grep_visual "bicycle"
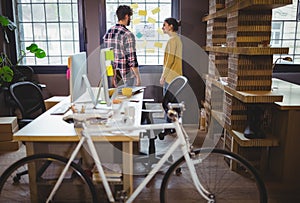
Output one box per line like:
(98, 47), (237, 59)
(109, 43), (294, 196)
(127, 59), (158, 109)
(0, 102), (267, 202)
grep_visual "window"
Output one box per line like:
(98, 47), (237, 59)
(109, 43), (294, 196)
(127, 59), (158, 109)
(13, 0), (80, 65)
(105, 0), (174, 65)
(271, 0), (300, 63)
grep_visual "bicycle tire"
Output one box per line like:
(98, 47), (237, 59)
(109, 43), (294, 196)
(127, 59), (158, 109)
(0, 153), (98, 202)
(160, 148), (268, 203)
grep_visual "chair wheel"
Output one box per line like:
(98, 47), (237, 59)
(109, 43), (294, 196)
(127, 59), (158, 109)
(175, 168), (182, 176)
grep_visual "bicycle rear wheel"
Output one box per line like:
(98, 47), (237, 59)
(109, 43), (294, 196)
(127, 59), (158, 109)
(0, 153), (97, 202)
(160, 148), (267, 203)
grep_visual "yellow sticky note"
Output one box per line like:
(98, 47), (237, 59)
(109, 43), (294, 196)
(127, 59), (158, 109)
(138, 10), (147, 16)
(154, 42), (163, 48)
(133, 18), (141, 25)
(157, 28), (164, 35)
(146, 49), (155, 53)
(131, 3), (138, 9)
(147, 17), (156, 24)
(105, 50), (114, 61)
(106, 65), (114, 76)
(152, 7), (160, 15)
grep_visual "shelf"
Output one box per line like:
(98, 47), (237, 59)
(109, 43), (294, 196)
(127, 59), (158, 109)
(211, 110), (279, 147)
(203, 46), (289, 55)
(202, 0), (292, 21)
(210, 77), (283, 103)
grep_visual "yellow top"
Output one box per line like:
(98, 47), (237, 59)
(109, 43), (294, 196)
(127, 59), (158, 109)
(162, 33), (182, 84)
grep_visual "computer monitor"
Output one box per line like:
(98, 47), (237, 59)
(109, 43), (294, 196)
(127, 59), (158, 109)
(69, 52), (87, 103)
(68, 49), (113, 108)
(97, 47), (112, 107)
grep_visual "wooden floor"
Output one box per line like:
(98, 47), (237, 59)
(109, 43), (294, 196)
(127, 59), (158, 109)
(0, 130), (299, 202)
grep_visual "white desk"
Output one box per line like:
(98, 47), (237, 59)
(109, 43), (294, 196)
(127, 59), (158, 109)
(14, 91), (144, 194)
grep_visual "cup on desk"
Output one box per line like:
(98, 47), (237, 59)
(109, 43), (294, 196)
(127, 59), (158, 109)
(122, 87), (132, 98)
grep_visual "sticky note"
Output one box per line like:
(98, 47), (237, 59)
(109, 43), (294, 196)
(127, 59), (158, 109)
(133, 18), (141, 25)
(67, 57), (71, 69)
(136, 32), (143, 39)
(154, 42), (163, 48)
(146, 49), (155, 53)
(138, 10), (147, 16)
(105, 50), (114, 61)
(106, 65), (114, 76)
(152, 7), (160, 14)
(147, 17), (156, 24)
(131, 3), (138, 9)
(157, 28), (164, 35)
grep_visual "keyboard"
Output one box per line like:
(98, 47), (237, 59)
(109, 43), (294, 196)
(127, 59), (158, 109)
(51, 103), (71, 115)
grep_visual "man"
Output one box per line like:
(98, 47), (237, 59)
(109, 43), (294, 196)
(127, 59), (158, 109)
(103, 5), (141, 87)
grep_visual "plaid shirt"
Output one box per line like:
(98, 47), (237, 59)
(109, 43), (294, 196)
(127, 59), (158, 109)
(103, 24), (138, 83)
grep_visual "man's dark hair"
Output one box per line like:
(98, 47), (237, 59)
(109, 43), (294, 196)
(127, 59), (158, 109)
(116, 5), (133, 21)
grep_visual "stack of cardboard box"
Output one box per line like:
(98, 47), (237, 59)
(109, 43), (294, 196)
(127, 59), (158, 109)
(0, 117), (21, 151)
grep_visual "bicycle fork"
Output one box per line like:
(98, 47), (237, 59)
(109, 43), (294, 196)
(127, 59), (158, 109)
(180, 126), (215, 203)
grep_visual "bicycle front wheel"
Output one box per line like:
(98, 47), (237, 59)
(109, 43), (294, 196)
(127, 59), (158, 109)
(0, 153), (97, 202)
(160, 148), (267, 203)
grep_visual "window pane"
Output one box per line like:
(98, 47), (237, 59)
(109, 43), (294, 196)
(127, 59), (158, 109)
(48, 42), (62, 56)
(33, 23), (47, 40)
(46, 4), (58, 21)
(282, 22), (296, 39)
(295, 40), (300, 55)
(32, 4), (45, 22)
(60, 23), (74, 40)
(49, 57), (62, 65)
(47, 23), (60, 40)
(20, 23), (33, 40)
(61, 41), (75, 55)
(18, 4), (32, 22)
(59, 4), (72, 21)
(281, 40), (295, 54)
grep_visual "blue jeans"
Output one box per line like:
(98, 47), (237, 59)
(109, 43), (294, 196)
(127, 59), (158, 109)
(163, 82), (169, 96)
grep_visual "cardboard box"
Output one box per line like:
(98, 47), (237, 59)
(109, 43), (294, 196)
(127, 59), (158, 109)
(0, 125), (19, 141)
(0, 140), (21, 151)
(0, 117), (18, 133)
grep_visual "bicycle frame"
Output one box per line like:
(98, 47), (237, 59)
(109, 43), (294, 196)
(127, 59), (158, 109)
(47, 110), (213, 203)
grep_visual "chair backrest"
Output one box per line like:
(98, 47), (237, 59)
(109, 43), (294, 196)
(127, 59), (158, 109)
(9, 81), (46, 119)
(11, 66), (34, 83)
(162, 76), (188, 111)
(163, 75), (199, 125)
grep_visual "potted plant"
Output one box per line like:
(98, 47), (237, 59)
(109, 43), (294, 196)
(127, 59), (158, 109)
(0, 15), (46, 89)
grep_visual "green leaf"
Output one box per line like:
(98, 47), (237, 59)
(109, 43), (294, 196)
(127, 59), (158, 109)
(26, 43), (38, 52)
(0, 15), (9, 27)
(34, 48), (46, 58)
(0, 66), (14, 82)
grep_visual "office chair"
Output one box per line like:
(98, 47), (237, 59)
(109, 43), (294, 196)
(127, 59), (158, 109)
(137, 76), (188, 172)
(9, 81), (46, 128)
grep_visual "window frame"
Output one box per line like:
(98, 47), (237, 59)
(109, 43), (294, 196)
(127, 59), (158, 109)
(99, 0), (180, 66)
(10, 0), (86, 74)
(271, 0), (300, 64)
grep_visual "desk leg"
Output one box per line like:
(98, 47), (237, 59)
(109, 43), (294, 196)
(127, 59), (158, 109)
(23, 142), (39, 202)
(122, 141), (133, 195)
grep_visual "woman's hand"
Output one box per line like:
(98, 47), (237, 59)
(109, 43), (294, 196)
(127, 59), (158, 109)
(160, 77), (165, 86)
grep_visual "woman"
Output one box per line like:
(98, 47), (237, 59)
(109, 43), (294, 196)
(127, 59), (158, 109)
(160, 18), (182, 94)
